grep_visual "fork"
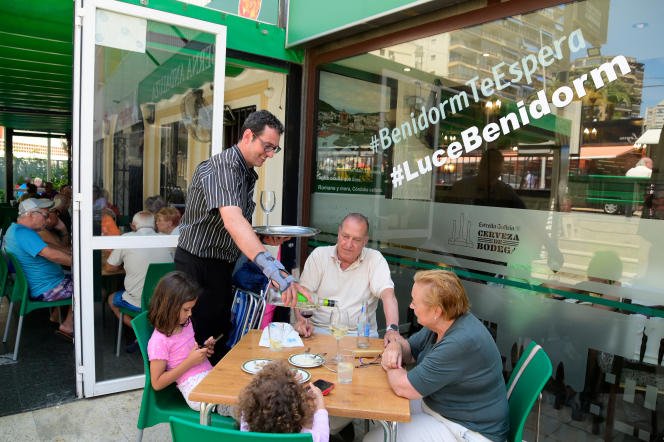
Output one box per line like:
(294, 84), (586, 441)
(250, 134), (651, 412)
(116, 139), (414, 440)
(322, 363), (337, 373)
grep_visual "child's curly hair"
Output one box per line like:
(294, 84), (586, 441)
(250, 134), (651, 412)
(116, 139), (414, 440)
(237, 360), (315, 433)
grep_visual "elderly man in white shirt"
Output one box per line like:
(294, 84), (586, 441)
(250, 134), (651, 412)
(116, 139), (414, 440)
(294, 213), (400, 344)
(105, 211), (174, 328)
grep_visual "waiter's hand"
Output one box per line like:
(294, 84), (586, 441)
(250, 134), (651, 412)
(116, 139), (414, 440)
(278, 280), (299, 307)
(261, 235), (291, 246)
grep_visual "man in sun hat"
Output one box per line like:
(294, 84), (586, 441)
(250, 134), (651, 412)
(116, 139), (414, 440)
(4, 198), (74, 340)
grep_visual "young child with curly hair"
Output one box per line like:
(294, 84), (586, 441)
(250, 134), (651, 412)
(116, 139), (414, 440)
(237, 360), (329, 441)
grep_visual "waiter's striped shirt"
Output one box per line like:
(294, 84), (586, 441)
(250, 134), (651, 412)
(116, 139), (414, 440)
(177, 145), (257, 261)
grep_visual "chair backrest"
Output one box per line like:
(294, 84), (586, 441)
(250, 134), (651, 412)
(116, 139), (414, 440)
(0, 249), (8, 299)
(506, 341), (552, 442)
(227, 288), (266, 349)
(140, 262), (175, 312)
(132, 311), (153, 374)
(169, 416), (313, 442)
(6, 252), (29, 312)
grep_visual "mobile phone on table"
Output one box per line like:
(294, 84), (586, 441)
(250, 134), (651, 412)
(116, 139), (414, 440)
(313, 379), (335, 395)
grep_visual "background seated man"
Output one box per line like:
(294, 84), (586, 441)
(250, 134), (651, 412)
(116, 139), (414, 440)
(294, 212), (399, 343)
(104, 211), (174, 346)
(449, 149), (525, 209)
(4, 198), (74, 340)
(38, 205), (71, 252)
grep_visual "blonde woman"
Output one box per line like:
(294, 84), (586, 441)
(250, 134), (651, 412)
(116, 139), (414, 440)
(365, 270), (508, 442)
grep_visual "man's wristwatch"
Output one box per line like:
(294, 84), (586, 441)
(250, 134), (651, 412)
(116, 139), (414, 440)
(386, 324), (399, 332)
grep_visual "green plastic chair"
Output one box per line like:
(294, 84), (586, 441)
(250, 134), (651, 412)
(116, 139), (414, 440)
(4, 252), (72, 361)
(0, 250), (13, 342)
(169, 416), (314, 442)
(115, 262), (175, 356)
(132, 312), (236, 441)
(506, 341), (553, 442)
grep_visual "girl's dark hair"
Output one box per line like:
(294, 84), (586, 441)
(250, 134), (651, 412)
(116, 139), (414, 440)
(148, 271), (200, 336)
(236, 360), (315, 433)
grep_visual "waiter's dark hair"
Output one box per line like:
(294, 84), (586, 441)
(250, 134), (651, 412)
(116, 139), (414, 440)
(240, 110), (284, 138)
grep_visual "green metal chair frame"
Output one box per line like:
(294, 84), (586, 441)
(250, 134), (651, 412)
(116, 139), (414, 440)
(506, 341), (553, 442)
(115, 262), (175, 356)
(169, 416), (314, 442)
(132, 312), (236, 441)
(3, 251), (72, 361)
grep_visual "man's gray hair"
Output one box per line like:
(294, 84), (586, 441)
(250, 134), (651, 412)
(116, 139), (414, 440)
(132, 211), (155, 230)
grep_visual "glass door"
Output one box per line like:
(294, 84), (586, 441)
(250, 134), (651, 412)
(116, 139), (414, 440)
(73, 0), (226, 397)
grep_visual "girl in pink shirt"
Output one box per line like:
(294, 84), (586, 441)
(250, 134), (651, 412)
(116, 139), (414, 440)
(237, 360), (329, 442)
(147, 271), (222, 412)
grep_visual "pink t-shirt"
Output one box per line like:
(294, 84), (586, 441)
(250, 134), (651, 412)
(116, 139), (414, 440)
(147, 321), (213, 385)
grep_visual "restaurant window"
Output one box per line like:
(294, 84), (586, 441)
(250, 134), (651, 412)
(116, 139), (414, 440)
(310, 0), (664, 438)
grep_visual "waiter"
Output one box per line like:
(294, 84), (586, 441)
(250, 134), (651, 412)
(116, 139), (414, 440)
(176, 110), (302, 363)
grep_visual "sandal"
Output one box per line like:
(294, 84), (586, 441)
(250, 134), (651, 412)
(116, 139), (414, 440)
(55, 329), (74, 342)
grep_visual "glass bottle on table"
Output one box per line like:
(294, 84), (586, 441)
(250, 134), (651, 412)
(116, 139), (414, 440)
(264, 285), (337, 309)
(357, 301), (370, 349)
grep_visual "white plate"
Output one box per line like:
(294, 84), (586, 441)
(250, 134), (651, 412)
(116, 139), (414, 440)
(288, 353), (325, 368)
(291, 368), (311, 383)
(241, 358), (273, 375)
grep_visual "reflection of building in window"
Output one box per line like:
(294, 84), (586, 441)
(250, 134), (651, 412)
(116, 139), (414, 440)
(645, 99), (664, 130)
(567, 55), (644, 121)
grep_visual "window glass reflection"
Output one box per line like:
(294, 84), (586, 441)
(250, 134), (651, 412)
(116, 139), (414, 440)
(92, 20), (216, 236)
(312, 1), (664, 437)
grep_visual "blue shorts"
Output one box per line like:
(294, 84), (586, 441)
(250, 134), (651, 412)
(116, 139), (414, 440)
(112, 290), (140, 312)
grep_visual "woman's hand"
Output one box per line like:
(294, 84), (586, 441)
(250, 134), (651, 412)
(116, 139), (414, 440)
(307, 383), (326, 410)
(381, 339), (403, 370)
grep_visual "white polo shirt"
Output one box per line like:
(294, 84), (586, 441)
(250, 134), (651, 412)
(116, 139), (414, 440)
(300, 245), (394, 334)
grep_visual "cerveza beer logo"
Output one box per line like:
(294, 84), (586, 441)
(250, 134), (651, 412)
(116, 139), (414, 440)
(477, 222), (519, 254)
(448, 213), (474, 248)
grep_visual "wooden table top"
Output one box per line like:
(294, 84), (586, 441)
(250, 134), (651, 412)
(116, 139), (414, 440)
(190, 330), (411, 422)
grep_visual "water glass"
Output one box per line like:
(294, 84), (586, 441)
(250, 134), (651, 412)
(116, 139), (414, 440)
(267, 322), (284, 351)
(337, 349), (354, 384)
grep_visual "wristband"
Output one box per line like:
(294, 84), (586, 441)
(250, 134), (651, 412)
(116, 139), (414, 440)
(254, 251), (294, 291)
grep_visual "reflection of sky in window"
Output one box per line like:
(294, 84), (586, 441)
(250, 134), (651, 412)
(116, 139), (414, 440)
(320, 72), (391, 114)
(602, 0), (664, 112)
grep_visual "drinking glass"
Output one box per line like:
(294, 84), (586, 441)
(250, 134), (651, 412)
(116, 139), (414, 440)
(260, 190), (276, 227)
(299, 307), (314, 337)
(337, 349), (354, 384)
(329, 308), (350, 362)
(267, 322), (284, 351)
